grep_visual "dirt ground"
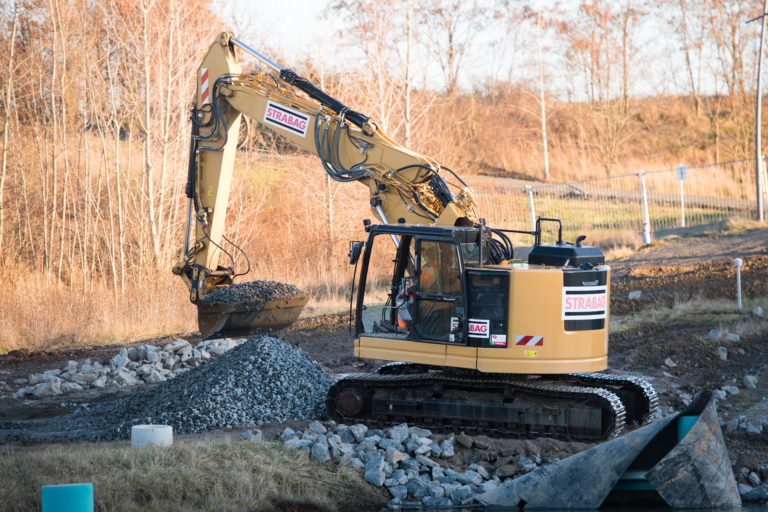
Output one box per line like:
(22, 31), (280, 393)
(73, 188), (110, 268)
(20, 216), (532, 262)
(2, 224), (768, 473)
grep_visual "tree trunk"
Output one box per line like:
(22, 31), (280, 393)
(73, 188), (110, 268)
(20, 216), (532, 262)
(143, 1), (160, 266)
(0, 3), (19, 264)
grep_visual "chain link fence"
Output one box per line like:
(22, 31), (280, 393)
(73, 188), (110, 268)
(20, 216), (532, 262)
(474, 158), (767, 247)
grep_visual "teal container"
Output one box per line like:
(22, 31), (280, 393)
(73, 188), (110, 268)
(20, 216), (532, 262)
(677, 415), (698, 441)
(41, 483), (94, 512)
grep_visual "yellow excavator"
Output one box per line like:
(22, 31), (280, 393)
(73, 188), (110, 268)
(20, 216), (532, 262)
(174, 32), (657, 440)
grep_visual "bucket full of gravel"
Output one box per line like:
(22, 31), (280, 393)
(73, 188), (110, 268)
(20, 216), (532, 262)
(19, 336), (333, 442)
(198, 281), (308, 339)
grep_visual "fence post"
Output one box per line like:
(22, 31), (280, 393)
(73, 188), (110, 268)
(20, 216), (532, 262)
(638, 172), (652, 244)
(762, 156), (768, 220)
(525, 185), (536, 232)
(676, 164), (687, 228)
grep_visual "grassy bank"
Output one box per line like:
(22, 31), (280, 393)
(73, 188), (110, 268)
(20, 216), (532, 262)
(0, 440), (385, 512)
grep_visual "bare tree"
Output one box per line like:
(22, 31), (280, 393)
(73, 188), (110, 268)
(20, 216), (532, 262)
(0, 1), (19, 263)
(420, 0), (489, 95)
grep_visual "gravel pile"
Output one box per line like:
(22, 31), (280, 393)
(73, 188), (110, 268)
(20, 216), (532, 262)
(201, 280), (303, 305)
(4, 336), (333, 441)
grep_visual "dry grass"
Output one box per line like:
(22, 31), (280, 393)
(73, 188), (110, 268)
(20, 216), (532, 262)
(0, 275), (195, 354)
(0, 440), (385, 512)
(610, 297), (768, 335)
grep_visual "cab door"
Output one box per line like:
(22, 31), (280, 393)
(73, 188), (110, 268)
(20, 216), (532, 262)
(412, 238), (466, 343)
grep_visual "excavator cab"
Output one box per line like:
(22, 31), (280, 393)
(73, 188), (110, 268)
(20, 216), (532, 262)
(354, 224), (489, 349)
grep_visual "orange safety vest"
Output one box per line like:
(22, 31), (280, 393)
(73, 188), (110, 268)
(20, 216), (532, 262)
(397, 264), (438, 328)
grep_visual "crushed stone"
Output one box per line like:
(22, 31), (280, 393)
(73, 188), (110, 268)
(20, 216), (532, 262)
(201, 280), (303, 305)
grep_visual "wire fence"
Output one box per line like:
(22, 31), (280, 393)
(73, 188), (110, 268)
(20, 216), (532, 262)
(475, 158), (767, 247)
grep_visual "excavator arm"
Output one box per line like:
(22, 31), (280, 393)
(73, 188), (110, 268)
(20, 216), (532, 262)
(173, 32), (478, 337)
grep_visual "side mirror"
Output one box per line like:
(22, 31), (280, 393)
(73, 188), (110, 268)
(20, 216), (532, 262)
(348, 241), (364, 265)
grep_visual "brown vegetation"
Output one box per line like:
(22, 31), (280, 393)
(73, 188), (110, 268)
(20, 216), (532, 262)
(0, 440), (385, 511)
(0, 0), (766, 351)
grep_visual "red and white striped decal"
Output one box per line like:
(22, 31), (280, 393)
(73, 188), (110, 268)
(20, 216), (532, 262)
(515, 335), (543, 346)
(201, 68), (210, 105)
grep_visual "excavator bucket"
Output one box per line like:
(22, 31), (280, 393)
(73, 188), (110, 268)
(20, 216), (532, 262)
(196, 281), (308, 340)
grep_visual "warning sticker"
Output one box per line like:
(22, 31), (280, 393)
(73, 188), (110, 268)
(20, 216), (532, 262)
(201, 68), (210, 105)
(491, 334), (507, 347)
(562, 285), (607, 321)
(263, 101), (309, 137)
(515, 335), (543, 346)
(524, 350), (538, 358)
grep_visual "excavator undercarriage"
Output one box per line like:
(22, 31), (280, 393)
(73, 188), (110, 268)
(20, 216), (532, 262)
(327, 364), (658, 441)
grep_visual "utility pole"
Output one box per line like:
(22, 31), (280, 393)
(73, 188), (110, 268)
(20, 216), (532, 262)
(748, 1), (768, 222)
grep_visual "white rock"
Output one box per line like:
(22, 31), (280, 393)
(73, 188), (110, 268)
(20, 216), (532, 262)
(177, 346), (194, 363)
(61, 382), (83, 393)
(709, 329), (721, 340)
(135, 364), (154, 376)
(126, 347), (140, 362)
(664, 358), (677, 368)
(91, 376), (107, 389)
(753, 306), (764, 317)
(717, 347), (728, 361)
(743, 375), (758, 389)
(110, 349), (130, 369)
(147, 350), (161, 364)
(164, 339), (191, 353)
(722, 385), (740, 395)
(144, 370), (165, 384)
(33, 379), (62, 398)
(64, 360), (78, 372)
(726, 333), (741, 342)
(628, 290), (642, 300)
(114, 368), (139, 386)
(28, 374), (41, 385)
(71, 373), (98, 386)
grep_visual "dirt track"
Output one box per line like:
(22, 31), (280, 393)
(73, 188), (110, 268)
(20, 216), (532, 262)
(1, 225), (767, 473)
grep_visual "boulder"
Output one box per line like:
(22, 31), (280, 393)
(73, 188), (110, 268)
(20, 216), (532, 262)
(33, 379), (62, 398)
(61, 382), (83, 393)
(285, 439), (312, 452)
(743, 375), (758, 389)
(110, 349), (129, 369)
(455, 434), (473, 449)
(349, 424), (368, 442)
(308, 420), (327, 435)
(388, 423), (409, 444)
(388, 485), (408, 500)
(311, 441), (331, 463)
(165, 339), (192, 352)
(363, 453), (386, 486)
(439, 438), (455, 458)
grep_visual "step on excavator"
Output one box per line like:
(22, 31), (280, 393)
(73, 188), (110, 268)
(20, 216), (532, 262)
(173, 32), (658, 441)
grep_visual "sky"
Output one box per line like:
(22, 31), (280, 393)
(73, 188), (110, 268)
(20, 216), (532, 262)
(219, 0), (332, 66)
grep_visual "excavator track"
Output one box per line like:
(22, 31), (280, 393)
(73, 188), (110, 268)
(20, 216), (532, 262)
(326, 370), (626, 441)
(567, 372), (660, 426)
